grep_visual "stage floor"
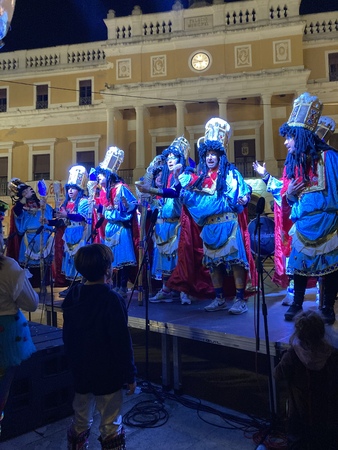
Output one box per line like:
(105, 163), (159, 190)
(45, 280), (338, 357)
(39, 280), (338, 415)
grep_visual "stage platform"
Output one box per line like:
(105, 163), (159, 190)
(43, 279), (338, 414)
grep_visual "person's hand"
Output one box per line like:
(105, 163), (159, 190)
(252, 161), (267, 177)
(21, 186), (34, 199)
(55, 207), (67, 218)
(135, 181), (150, 194)
(287, 179), (305, 198)
(238, 195), (249, 206)
(172, 163), (182, 181)
(127, 381), (137, 395)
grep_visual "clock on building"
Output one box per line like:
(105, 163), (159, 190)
(190, 51), (211, 71)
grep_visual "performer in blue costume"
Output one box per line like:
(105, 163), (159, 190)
(178, 118), (252, 314)
(7, 179), (54, 288)
(279, 93), (338, 325)
(102, 147), (138, 298)
(56, 165), (89, 285)
(253, 115), (336, 306)
(147, 137), (189, 303)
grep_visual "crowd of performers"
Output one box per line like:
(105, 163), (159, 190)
(1, 91), (337, 325)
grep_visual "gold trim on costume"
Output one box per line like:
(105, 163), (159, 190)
(295, 228), (337, 248)
(302, 152), (325, 195)
(205, 213), (237, 225)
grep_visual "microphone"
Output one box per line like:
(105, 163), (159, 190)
(256, 196), (265, 215)
(36, 225), (44, 235)
(95, 216), (105, 230)
(54, 219), (65, 228)
(144, 208), (159, 244)
(254, 197), (265, 235)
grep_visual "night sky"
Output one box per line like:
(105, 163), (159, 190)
(1, 0), (337, 53)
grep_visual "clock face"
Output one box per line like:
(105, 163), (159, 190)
(191, 52), (210, 71)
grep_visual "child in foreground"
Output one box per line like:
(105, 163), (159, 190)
(62, 243), (136, 450)
(274, 310), (338, 449)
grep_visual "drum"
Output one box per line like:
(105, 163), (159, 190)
(248, 216), (275, 257)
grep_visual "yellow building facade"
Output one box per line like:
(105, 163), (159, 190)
(0, 0), (337, 235)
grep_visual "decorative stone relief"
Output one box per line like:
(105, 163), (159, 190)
(273, 40), (291, 64)
(116, 59), (131, 79)
(184, 15), (213, 30)
(151, 55), (167, 77)
(235, 45), (252, 68)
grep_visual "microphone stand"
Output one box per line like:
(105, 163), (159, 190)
(39, 226), (58, 327)
(23, 227), (44, 321)
(127, 216), (157, 381)
(65, 219), (103, 292)
(254, 214), (277, 449)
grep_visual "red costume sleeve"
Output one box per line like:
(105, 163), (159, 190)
(167, 206), (214, 299)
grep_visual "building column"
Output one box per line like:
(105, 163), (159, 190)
(218, 98), (228, 120)
(175, 101), (186, 137)
(106, 108), (115, 147)
(134, 105), (146, 180)
(261, 93), (278, 174)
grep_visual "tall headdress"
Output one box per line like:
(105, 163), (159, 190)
(287, 92), (322, 132)
(66, 165), (88, 191)
(315, 115), (336, 142)
(99, 146), (124, 174)
(198, 117), (231, 148)
(135, 154), (166, 193)
(162, 136), (190, 162)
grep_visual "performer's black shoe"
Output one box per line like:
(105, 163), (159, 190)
(321, 306), (335, 325)
(284, 303), (302, 321)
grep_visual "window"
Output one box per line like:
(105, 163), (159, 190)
(329, 53), (338, 82)
(156, 145), (168, 156)
(0, 88), (7, 113)
(79, 80), (92, 105)
(36, 84), (48, 109)
(77, 151), (95, 173)
(328, 133), (338, 150)
(0, 157), (8, 195)
(33, 154), (50, 180)
(234, 139), (256, 178)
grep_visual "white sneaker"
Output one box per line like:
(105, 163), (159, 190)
(281, 291), (294, 306)
(204, 298), (233, 312)
(180, 292), (191, 305)
(229, 299), (248, 315)
(149, 289), (174, 303)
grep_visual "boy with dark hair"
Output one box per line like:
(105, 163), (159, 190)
(274, 311), (338, 449)
(62, 243), (136, 450)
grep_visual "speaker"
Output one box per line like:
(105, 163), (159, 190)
(0, 322), (74, 442)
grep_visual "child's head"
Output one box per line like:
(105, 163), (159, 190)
(74, 244), (113, 282)
(292, 310), (326, 348)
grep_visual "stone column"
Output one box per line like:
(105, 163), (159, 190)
(261, 93), (278, 174)
(175, 101), (186, 137)
(106, 108), (115, 147)
(134, 105), (146, 180)
(218, 98), (228, 120)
